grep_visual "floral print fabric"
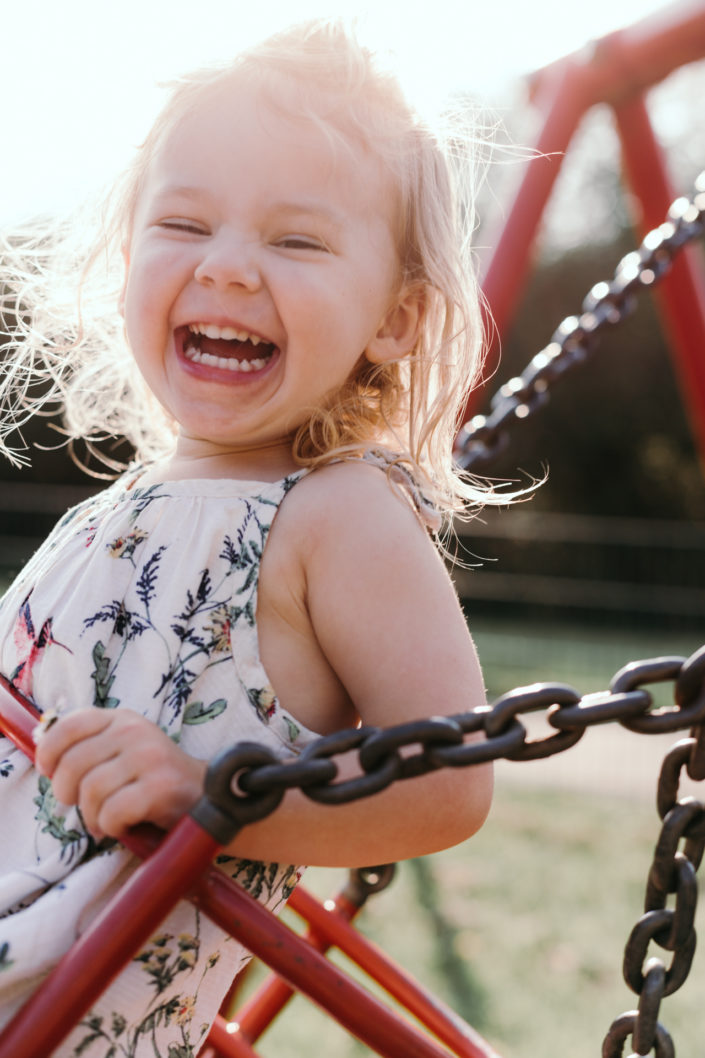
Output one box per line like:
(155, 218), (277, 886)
(0, 469), (320, 1056)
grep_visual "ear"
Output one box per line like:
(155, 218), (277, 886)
(365, 285), (425, 365)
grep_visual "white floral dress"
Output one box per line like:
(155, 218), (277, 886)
(0, 468), (322, 1057)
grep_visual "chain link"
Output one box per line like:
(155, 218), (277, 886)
(451, 176), (705, 1053)
(205, 646), (705, 816)
(200, 174), (705, 1054)
(603, 736), (705, 1057)
(199, 643), (705, 1057)
(209, 647), (704, 825)
(456, 170), (705, 473)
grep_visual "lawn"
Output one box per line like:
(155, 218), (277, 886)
(228, 620), (705, 1058)
(1, 555), (703, 1057)
(233, 779), (704, 1058)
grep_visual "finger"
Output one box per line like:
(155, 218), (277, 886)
(47, 729), (121, 808)
(75, 756), (139, 838)
(96, 758), (207, 836)
(94, 779), (160, 839)
(35, 709), (112, 778)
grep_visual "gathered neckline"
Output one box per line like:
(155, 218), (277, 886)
(114, 466), (307, 500)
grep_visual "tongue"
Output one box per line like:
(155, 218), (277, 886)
(200, 337), (263, 361)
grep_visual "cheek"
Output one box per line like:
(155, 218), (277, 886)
(122, 261), (171, 345)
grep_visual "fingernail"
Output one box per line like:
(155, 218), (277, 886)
(32, 711), (59, 745)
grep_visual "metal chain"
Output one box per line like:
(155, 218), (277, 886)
(453, 171), (705, 1053)
(192, 179), (705, 1055)
(194, 642), (705, 1058)
(456, 170), (705, 473)
(201, 646), (705, 829)
(601, 734), (705, 1058)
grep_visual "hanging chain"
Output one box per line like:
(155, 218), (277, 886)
(200, 647), (705, 828)
(450, 174), (705, 1054)
(456, 170), (705, 473)
(196, 653), (705, 1058)
(601, 734), (705, 1058)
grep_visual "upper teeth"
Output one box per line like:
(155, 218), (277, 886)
(188, 323), (264, 346)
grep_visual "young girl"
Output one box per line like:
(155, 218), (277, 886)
(0, 20), (495, 1057)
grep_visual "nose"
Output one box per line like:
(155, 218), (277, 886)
(194, 231), (261, 292)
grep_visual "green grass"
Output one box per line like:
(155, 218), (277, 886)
(472, 618), (703, 701)
(232, 783), (705, 1058)
(227, 621), (705, 1058)
(2, 556), (702, 1057)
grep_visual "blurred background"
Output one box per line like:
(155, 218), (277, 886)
(1, 2), (704, 1055)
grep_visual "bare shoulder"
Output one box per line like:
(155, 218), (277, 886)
(277, 459), (440, 564)
(271, 460), (484, 716)
(258, 459), (447, 733)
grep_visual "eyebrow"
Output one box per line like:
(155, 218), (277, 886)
(270, 200), (345, 229)
(151, 187), (345, 229)
(151, 185), (211, 203)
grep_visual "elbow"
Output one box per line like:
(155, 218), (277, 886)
(442, 761), (491, 850)
(468, 759), (494, 836)
(417, 760), (493, 857)
(451, 759), (494, 845)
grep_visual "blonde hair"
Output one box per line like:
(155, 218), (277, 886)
(0, 19), (495, 522)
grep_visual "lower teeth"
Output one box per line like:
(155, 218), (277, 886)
(184, 343), (270, 372)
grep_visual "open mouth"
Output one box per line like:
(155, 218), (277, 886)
(179, 323), (278, 373)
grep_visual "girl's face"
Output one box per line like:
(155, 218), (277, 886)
(121, 81), (419, 470)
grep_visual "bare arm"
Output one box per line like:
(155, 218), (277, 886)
(36, 464), (492, 866)
(222, 462), (493, 865)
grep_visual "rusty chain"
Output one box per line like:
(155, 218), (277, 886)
(456, 169), (705, 473)
(601, 732), (705, 1058)
(452, 171), (705, 1055)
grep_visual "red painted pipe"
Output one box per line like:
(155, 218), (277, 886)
(614, 92), (705, 472)
(0, 680), (501, 1058)
(226, 882), (501, 1058)
(464, 0), (705, 427)
(190, 866), (489, 1058)
(475, 59), (593, 418)
(229, 887), (363, 1043)
(529, 0), (705, 106)
(0, 816), (221, 1058)
(286, 885), (501, 1058)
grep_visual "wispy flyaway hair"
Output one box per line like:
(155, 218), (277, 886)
(0, 19), (500, 522)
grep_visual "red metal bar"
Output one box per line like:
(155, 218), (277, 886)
(592, 0), (705, 103)
(0, 682), (501, 1058)
(0, 817), (221, 1058)
(613, 92), (705, 472)
(226, 881), (500, 1058)
(191, 865), (494, 1058)
(198, 881), (502, 1058)
(229, 886), (364, 1043)
(477, 59), (592, 394)
(465, 0), (705, 427)
(528, 1), (705, 108)
(285, 886), (501, 1058)
(203, 1017), (265, 1058)
(0, 673), (40, 755)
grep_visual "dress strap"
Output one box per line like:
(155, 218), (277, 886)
(361, 449), (442, 533)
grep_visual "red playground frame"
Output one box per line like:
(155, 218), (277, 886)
(473, 0), (705, 471)
(1, 3), (705, 1055)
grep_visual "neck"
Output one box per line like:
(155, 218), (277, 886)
(148, 435), (300, 484)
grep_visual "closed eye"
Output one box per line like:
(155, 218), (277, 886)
(275, 235), (329, 252)
(158, 218), (208, 235)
